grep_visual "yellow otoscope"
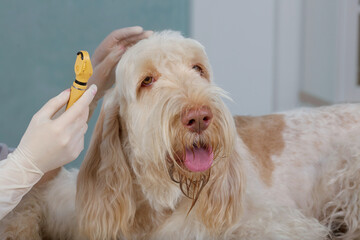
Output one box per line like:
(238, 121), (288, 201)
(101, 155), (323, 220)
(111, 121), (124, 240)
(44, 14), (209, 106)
(66, 51), (93, 110)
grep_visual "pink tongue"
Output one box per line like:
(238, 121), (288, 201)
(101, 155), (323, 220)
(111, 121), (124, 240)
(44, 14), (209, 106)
(184, 147), (213, 172)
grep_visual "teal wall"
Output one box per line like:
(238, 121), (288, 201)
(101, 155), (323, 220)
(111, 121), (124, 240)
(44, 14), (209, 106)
(0, 1), (189, 168)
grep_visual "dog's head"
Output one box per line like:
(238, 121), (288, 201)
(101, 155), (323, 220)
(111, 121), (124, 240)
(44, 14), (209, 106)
(115, 31), (235, 204)
(77, 31), (241, 239)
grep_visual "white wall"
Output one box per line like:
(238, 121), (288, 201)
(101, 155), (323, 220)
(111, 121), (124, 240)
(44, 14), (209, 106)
(273, 0), (303, 112)
(191, 0), (360, 113)
(191, 0), (276, 116)
(302, 0), (339, 103)
(191, 0), (303, 115)
(300, 0), (360, 104)
(337, 0), (360, 103)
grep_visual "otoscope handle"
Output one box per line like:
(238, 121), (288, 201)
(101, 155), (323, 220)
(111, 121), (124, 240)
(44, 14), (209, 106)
(66, 51), (93, 110)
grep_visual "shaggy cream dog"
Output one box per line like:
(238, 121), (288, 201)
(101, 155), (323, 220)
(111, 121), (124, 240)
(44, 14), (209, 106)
(1, 31), (360, 240)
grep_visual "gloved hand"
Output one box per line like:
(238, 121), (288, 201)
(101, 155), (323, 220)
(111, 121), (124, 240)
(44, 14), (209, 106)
(13, 85), (97, 173)
(88, 26), (153, 113)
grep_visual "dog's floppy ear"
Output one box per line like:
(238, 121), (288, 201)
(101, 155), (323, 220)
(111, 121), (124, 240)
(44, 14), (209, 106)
(76, 93), (135, 240)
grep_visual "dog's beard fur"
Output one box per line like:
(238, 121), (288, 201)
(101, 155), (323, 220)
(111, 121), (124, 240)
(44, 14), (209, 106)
(165, 127), (226, 212)
(154, 86), (233, 212)
(168, 161), (210, 211)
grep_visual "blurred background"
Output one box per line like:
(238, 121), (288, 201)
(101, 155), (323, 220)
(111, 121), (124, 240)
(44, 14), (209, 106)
(1, 0), (359, 168)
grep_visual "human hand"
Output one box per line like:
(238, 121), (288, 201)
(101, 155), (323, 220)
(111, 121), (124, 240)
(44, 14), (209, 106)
(14, 85), (97, 173)
(88, 26), (153, 103)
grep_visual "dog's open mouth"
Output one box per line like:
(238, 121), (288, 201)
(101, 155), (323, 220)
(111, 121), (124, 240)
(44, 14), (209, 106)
(184, 146), (213, 172)
(168, 142), (214, 211)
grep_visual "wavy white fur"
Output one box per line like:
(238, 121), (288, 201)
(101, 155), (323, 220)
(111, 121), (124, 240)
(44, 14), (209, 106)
(1, 31), (360, 240)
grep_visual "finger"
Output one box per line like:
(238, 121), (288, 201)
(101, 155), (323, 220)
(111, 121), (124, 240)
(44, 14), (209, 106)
(36, 89), (70, 119)
(59, 85), (97, 124)
(112, 26), (144, 41)
(81, 123), (89, 135)
(119, 30), (153, 49)
(92, 26), (144, 66)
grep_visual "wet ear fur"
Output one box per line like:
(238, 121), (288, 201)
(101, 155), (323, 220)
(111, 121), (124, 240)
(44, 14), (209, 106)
(76, 95), (135, 240)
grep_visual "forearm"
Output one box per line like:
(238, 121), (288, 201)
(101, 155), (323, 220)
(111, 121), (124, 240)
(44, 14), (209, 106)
(87, 88), (108, 121)
(88, 98), (99, 121)
(0, 149), (43, 220)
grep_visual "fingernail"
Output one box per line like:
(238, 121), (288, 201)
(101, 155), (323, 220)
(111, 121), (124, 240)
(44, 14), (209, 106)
(89, 84), (97, 96)
(132, 26), (143, 33)
(145, 31), (154, 37)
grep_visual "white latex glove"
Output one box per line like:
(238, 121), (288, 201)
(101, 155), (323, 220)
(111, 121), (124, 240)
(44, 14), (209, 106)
(0, 85), (96, 220)
(0, 151), (44, 220)
(15, 84), (97, 173)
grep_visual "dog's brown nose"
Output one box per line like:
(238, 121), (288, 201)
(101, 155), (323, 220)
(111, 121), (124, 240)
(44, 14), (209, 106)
(181, 106), (213, 134)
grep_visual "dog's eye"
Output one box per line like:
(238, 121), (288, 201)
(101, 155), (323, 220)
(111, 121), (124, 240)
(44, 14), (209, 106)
(192, 65), (204, 76)
(141, 76), (154, 87)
